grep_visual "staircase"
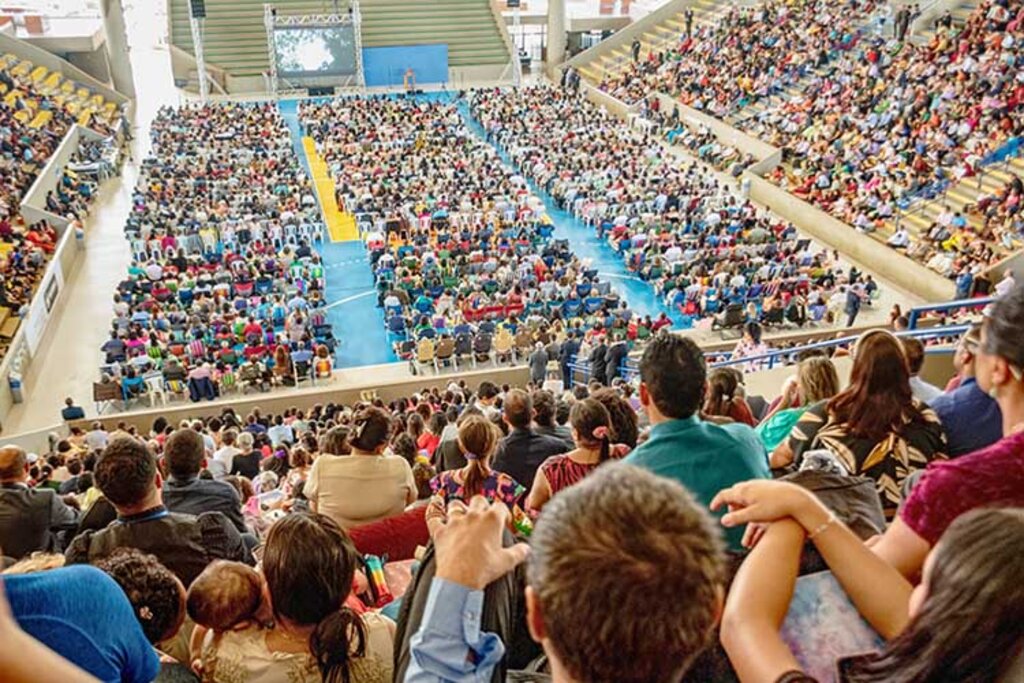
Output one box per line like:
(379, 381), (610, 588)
(168, 0), (511, 90)
(576, 0), (725, 86)
(884, 155), (1024, 254)
(909, 0), (979, 45)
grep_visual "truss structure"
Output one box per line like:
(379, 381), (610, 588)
(264, 2), (365, 96)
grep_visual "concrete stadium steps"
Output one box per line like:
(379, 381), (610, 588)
(578, 0), (725, 85)
(911, 0), (980, 45)
(883, 156), (1024, 243)
(168, 0), (511, 81)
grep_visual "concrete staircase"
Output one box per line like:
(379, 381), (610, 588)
(884, 156), (1024, 252)
(576, 0), (725, 86)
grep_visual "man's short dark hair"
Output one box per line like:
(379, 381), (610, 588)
(532, 390), (557, 427)
(530, 463), (725, 683)
(639, 335), (706, 419)
(478, 381), (499, 401)
(95, 437), (157, 507)
(503, 389), (532, 429)
(163, 429), (206, 479)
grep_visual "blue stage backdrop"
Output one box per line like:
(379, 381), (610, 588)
(362, 44), (449, 87)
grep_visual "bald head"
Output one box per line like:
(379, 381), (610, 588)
(0, 445), (27, 481)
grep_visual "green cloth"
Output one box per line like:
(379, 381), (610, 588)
(625, 415), (771, 551)
(755, 407), (809, 452)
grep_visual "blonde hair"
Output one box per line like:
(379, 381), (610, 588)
(3, 552), (66, 575)
(797, 356), (841, 405)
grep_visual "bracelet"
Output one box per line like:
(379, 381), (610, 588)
(807, 513), (837, 539)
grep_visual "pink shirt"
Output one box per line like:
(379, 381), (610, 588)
(901, 430), (1024, 545)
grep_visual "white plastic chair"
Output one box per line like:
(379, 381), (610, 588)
(142, 371), (168, 407)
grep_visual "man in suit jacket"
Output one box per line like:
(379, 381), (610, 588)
(493, 390), (567, 494)
(0, 446), (79, 560)
(559, 333), (581, 391)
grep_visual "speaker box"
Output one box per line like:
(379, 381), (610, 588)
(189, 0), (205, 18)
(308, 86), (335, 97)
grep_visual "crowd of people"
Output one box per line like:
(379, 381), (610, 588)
(99, 102), (332, 403)
(750, 0), (1024, 277)
(299, 96), (631, 350)
(3, 281), (1024, 682)
(595, 0), (879, 118)
(0, 62), (118, 360)
(469, 84), (862, 328)
(582, 0), (1024, 284)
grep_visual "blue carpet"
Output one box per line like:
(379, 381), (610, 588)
(280, 98), (394, 367)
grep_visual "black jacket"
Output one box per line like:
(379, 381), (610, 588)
(163, 476), (247, 533)
(493, 428), (568, 493)
(605, 342), (629, 381)
(0, 483), (79, 560)
(65, 506), (252, 586)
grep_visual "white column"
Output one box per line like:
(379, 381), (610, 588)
(545, 0), (566, 76)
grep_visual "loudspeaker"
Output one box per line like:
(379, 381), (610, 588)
(308, 86), (335, 97)
(189, 0), (205, 18)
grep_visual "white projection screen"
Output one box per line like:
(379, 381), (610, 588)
(272, 24), (358, 79)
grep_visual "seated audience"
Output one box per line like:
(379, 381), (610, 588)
(65, 436), (252, 585)
(0, 444), (79, 560)
(302, 407), (415, 528)
(871, 284), (1024, 580)
(771, 329), (946, 518)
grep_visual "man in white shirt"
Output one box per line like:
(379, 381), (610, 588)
(209, 429), (242, 479)
(84, 422), (109, 451)
(266, 415), (294, 449)
(887, 227), (910, 249)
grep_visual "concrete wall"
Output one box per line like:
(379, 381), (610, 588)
(582, 82), (635, 118)
(744, 173), (956, 302)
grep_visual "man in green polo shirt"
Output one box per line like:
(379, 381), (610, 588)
(625, 334), (770, 550)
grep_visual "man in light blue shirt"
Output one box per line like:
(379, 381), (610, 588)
(405, 463), (726, 682)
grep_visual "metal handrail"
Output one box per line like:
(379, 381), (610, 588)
(906, 296), (995, 329)
(566, 322), (974, 386)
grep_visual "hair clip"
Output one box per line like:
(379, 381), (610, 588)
(592, 426), (609, 440)
(138, 606), (153, 621)
(463, 451), (479, 461)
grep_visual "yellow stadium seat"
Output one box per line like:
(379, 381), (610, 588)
(28, 110), (52, 129)
(29, 65), (47, 82)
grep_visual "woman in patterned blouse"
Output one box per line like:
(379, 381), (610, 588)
(429, 414), (524, 511)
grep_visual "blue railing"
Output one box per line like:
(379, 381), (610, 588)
(907, 297), (994, 329)
(567, 323), (972, 387)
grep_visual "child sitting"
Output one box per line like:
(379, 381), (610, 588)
(187, 560), (271, 663)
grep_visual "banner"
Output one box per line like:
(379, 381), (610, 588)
(23, 257), (64, 357)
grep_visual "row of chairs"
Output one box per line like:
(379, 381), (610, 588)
(399, 327), (541, 374)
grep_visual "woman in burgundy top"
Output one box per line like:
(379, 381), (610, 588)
(871, 283), (1024, 581)
(526, 398), (628, 513)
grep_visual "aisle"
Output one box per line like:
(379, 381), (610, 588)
(455, 98), (678, 324)
(279, 99), (394, 368)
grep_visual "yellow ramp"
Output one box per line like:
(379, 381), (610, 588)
(301, 136), (358, 242)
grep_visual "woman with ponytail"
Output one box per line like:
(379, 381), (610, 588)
(428, 414), (524, 513)
(526, 398), (626, 513)
(200, 513), (393, 683)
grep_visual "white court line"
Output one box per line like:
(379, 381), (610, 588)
(324, 290), (376, 310)
(597, 271), (645, 283)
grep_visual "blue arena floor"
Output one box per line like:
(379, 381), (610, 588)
(279, 93), (675, 369)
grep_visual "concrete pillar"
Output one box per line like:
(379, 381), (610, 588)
(546, 0), (566, 75)
(100, 0), (136, 98)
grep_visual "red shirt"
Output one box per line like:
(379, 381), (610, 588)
(900, 430), (1024, 545)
